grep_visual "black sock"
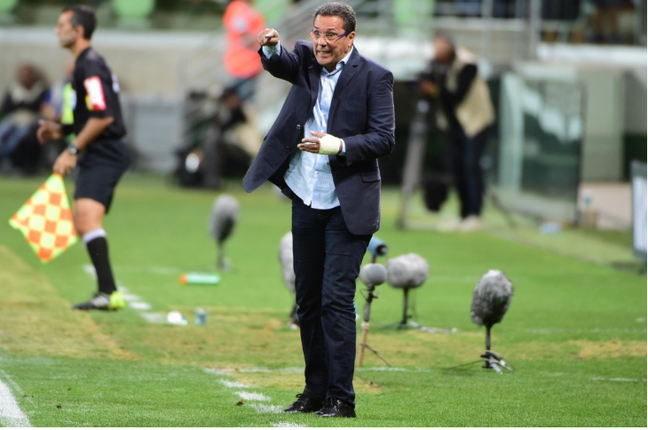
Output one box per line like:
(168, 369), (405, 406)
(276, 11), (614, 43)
(86, 237), (117, 295)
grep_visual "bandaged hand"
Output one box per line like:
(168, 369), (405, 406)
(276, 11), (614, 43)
(298, 131), (343, 155)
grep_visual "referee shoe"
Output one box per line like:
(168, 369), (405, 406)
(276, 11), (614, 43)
(72, 291), (126, 311)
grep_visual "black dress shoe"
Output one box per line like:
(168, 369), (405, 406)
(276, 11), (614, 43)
(315, 397), (356, 418)
(283, 393), (325, 413)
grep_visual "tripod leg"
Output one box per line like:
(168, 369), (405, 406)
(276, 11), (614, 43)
(358, 322), (369, 367)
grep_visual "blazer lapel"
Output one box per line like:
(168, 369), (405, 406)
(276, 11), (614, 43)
(328, 47), (360, 130)
(308, 62), (321, 110)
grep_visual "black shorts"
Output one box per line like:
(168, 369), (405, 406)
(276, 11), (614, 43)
(75, 139), (129, 213)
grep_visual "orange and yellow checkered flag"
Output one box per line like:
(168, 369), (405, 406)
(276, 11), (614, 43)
(9, 173), (78, 263)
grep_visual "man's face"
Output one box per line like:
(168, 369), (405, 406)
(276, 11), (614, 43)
(433, 38), (453, 64)
(18, 65), (36, 88)
(56, 11), (78, 48)
(311, 15), (354, 72)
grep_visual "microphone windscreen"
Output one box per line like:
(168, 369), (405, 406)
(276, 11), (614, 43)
(209, 194), (240, 242)
(359, 263), (387, 286)
(386, 253), (429, 289)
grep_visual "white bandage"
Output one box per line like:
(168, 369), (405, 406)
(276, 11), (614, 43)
(318, 134), (342, 155)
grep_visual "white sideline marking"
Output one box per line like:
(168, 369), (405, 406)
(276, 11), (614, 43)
(140, 312), (166, 324)
(235, 391), (270, 401)
(128, 302), (152, 311)
(81, 266), (161, 323)
(593, 377), (647, 383)
(249, 404), (283, 414)
(204, 368), (228, 376)
(82, 264), (96, 279)
(524, 328), (646, 334)
(0, 371), (32, 406)
(203, 369), (304, 426)
(217, 366), (303, 374)
(417, 326), (459, 334)
(214, 365), (435, 374)
(220, 380), (249, 388)
(0, 375), (31, 427)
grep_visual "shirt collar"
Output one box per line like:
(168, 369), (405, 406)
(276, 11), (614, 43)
(323, 45), (354, 77)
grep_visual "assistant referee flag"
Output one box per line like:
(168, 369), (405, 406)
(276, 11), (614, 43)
(9, 174), (78, 263)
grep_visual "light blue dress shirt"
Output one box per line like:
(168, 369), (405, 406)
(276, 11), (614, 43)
(262, 43), (352, 209)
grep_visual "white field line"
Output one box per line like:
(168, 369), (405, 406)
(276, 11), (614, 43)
(128, 302), (152, 311)
(249, 404), (284, 414)
(592, 377), (647, 383)
(213, 365), (437, 374)
(0, 371), (33, 406)
(140, 312), (166, 324)
(82, 266), (164, 324)
(220, 380), (249, 388)
(235, 391), (270, 401)
(522, 328), (647, 334)
(216, 366), (303, 374)
(0, 373), (31, 427)
(204, 368), (300, 425)
(82, 264), (96, 279)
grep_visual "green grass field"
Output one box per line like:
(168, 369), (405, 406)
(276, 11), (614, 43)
(0, 172), (645, 427)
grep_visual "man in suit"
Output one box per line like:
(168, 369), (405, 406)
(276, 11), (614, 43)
(243, 2), (394, 419)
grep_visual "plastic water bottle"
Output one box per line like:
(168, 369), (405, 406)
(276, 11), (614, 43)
(195, 308), (207, 325)
(178, 272), (221, 285)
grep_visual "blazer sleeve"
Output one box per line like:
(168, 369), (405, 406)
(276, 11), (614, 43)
(341, 67), (395, 166)
(259, 42), (306, 84)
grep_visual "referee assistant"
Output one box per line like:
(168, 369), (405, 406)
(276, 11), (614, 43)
(37, 5), (129, 311)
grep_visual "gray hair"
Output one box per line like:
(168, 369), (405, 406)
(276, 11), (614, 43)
(314, 2), (356, 33)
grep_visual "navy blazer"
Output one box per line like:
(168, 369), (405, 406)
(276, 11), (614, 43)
(243, 41), (395, 235)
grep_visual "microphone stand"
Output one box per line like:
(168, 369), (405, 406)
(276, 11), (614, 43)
(358, 283), (391, 367)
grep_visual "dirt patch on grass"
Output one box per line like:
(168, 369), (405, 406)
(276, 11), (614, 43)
(574, 340), (647, 359)
(0, 245), (136, 360)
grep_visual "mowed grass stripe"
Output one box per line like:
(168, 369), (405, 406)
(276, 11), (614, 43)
(0, 245), (135, 360)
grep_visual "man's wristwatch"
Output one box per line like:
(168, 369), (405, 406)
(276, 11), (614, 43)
(67, 144), (80, 156)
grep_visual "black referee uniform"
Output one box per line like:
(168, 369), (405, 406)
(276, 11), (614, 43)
(66, 47), (129, 212)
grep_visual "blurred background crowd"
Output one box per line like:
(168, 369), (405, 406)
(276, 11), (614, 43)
(0, 0), (646, 235)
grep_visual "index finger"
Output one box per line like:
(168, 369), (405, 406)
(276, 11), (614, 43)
(258, 28), (278, 45)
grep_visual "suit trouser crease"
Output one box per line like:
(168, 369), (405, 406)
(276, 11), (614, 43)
(291, 197), (370, 406)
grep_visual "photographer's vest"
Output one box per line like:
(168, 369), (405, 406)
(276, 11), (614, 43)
(446, 48), (495, 138)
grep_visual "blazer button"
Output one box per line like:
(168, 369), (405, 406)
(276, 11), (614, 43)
(285, 146), (291, 152)
(296, 124), (302, 130)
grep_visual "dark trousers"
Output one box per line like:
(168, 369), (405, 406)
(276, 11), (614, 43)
(448, 126), (490, 218)
(291, 196), (371, 407)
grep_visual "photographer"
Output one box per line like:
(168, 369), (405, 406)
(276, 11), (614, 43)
(419, 34), (494, 232)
